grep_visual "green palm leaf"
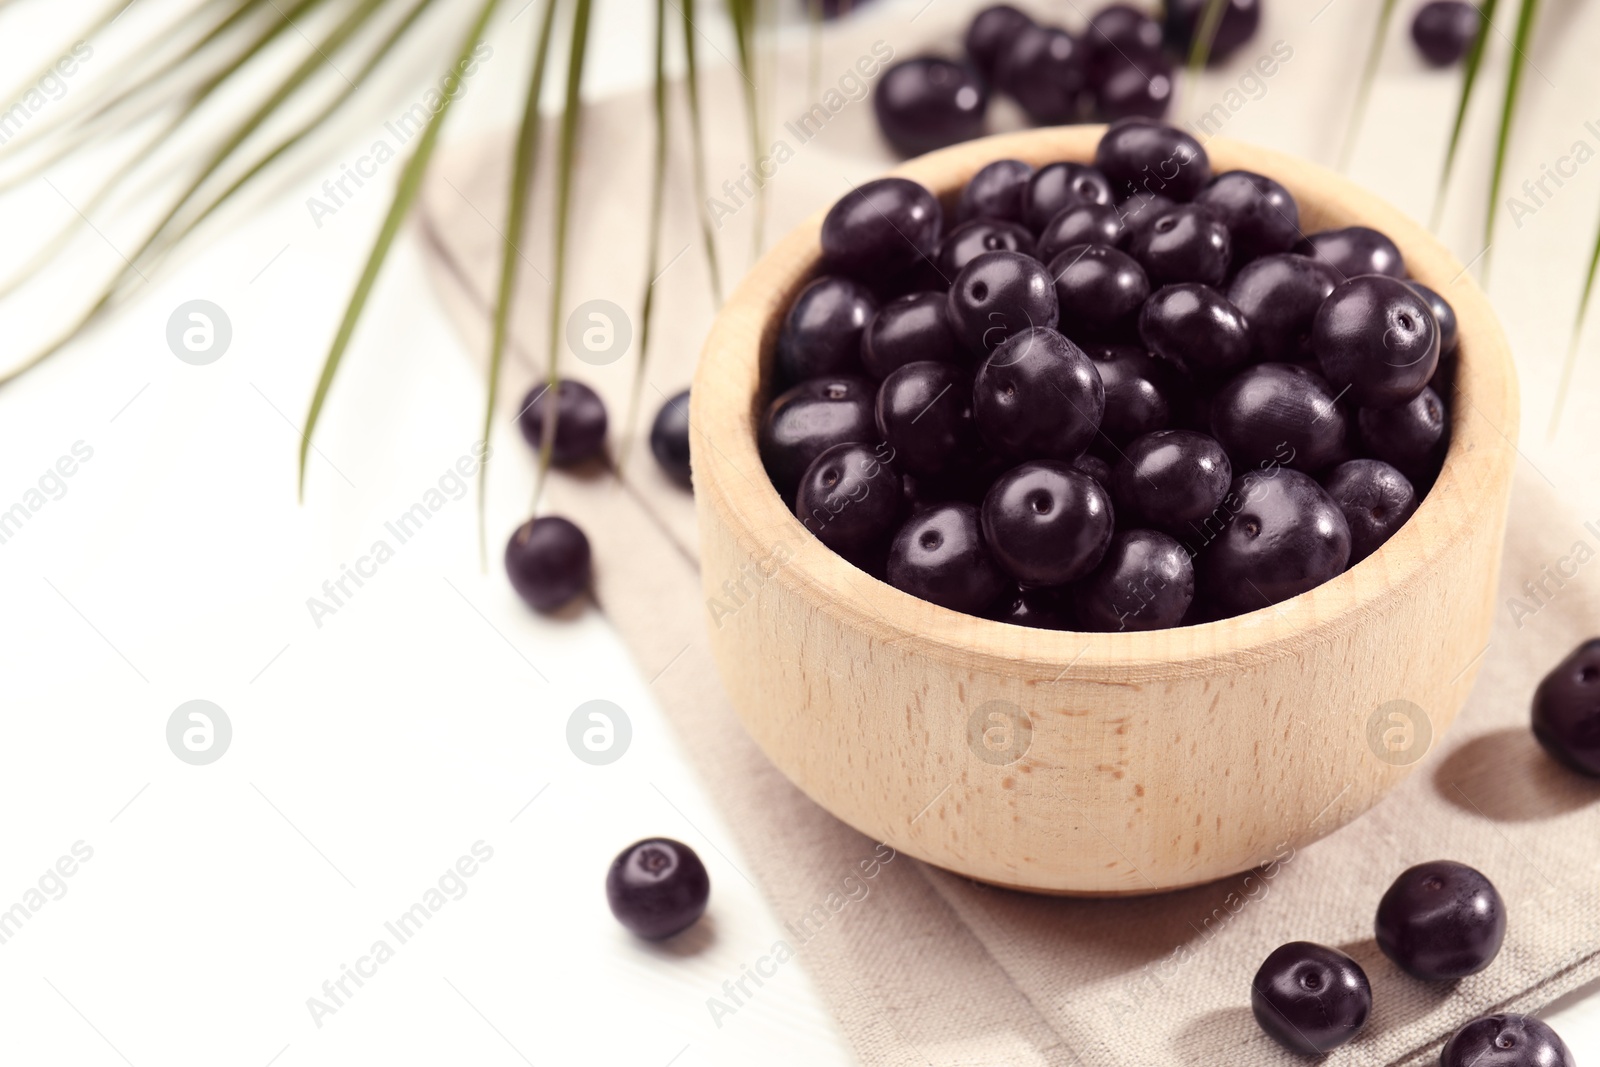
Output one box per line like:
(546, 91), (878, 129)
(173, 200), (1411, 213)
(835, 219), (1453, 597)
(1480, 0), (1539, 280)
(679, 0), (724, 305)
(1431, 0), (1498, 228)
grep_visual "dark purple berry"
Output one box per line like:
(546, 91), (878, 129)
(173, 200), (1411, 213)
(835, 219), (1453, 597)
(517, 379), (607, 466)
(994, 25), (1088, 126)
(649, 388), (692, 487)
(964, 4), (1033, 79)
(989, 585), (1072, 629)
(606, 838), (710, 940)
(1227, 253), (1339, 363)
(795, 441), (904, 558)
(1083, 4), (1164, 81)
(1295, 225), (1406, 280)
(1531, 639), (1600, 777)
(1112, 429), (1232, 538)
(947, 250), (1059, 355)
(1138, 283), (1251, 376)
(873, 57), (988, 157)
(887, 502), (1007, 613)
(776, 276), (876, 383)
(1117, 190), (1178, 237)
(758, 375), (877, 500)
(505, 516), (591, 613)
(934, 218), (1036, 279)
(1408, 281), (1459, 356)
(1193, 170), (1300, 265)
(1078, 529), (1194, 631)
(1211, 363), (1350, 474)
(973, 327), (1104, 461)
(1315, 275), (1439, 408)
(1322, 459), (1416, 564)
(1443, 1015), (1573, 1067)
(1094, 120), (1212, 203)
(1086, 344), (1186, 447)
(1071, 451), (1112, 486)
(1049, 244), (1149, 342)
(1126, 204), (1231, 287)
(1251, 941), (1371, 1055)
(981, 461), (1113, 585)
(1375, 860), (1506, 980)
(1165, 0), (1262, 64)
(1200, 468), (1351, 615)
(1022, 162), (1114, 231)
(875, 361), (976, 478)
(1413, 1), (1480, 66)
(821, 177), (943, 283)
(956, 158), (1033, 225)
(862, 292), (963, 379)
(1094, 56), (1175, 122)
(1357, 385), (1448, 485)
(1036, 202), (1126, 260)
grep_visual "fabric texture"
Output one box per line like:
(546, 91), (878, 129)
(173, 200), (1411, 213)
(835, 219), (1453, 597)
(412, 8), (1600, 1062)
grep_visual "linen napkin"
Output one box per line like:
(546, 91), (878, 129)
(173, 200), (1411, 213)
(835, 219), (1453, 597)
(412, 5), (1600, 1063)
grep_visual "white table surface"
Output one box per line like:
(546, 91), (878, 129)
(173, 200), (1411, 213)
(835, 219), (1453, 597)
(0, 1), (1597, 1064)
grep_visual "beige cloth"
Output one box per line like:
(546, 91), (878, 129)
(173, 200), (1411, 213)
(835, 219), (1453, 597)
(414, 8), (1600, 1063)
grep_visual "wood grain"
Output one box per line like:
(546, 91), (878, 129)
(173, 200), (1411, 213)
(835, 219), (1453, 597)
(690, 126), (1519, 895)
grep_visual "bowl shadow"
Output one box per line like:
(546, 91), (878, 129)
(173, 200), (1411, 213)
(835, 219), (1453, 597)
(1432, 727), (1600, 822)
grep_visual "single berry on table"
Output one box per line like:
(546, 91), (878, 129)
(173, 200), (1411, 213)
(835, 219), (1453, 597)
(1250, 941), (1371, 1055)
(758, 375), (878, 500)
(1022, 162), (1115, 231)
(649, 388), (692, 487)
(964, 4), (1034, 80)
(1111, 429), (1232, 538)
(956, 158), (1033, 225)
(1375, 860), (1506, 980)
(776, 275), (876, 383)
(1531, 639), (1600, 777)
(980, 461), (1114, 585)
(1227, 253), (1340, 363)
(972, 326), (1105, 461)
(861, 292), (963, 379)
(1209, 363), (1351, 474)
(1193, 170), (1300, 265)
(505, 516), (591, 613)
(517, 379), (608, 466)
(821, 177), (942, 283)
(1078, 528), (1194, 631)
(1094, 120), (1212, 202)
(606, 838), (710, 940)
(873, 57), (988, 157)
(1049, 244), (1150, 343)
(1322, 459), (1416, 564)
(947, 250), (1060, 355)
(795, 441), (904, 559)
(1125, 204), (1231, 287)
(935, 218), (1037, 279)
(1315, 275), (1440, 408)
(1199, 468), (1351, 616)
(886, 502), (1007, 613)
(875, 360), (977, 478)
(994, 25), (1089, 126)
(1413, 1), (1481, 67)
(1138, 282), (1251, 376)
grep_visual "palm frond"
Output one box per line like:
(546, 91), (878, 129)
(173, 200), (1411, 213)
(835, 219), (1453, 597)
(679, 0), (724, 305)
(1431, 0), (1499, 228)
(725, 0), (765, 257)
(1480, 0), (1539, 280)
(1337, 0), (1399, 171)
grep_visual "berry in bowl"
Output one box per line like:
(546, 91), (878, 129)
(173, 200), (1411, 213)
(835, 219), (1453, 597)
(691, 123), (1516, 894)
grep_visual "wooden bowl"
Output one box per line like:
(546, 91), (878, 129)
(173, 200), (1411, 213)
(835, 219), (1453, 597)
(689, 127), (1518, 895)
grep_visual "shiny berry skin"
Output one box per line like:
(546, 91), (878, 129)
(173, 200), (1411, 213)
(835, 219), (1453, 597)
(1022, 162), (1114, 231)
(1357, 385), (1448, 485)
(1118, 190), (1178, 238)
(649, 388), (692, 487)
(981, 461), (1113, 585)
(505, 516), (591, 613)
(862, 292), (962, 379)
(1211, 363), (1350, 474)
(964, 4), (1033, 79)
(1227, 254), (1340, 363)
(1078, 529), (1194, 631)
(956, 158), (1033, 225)
(875, 361), (976, 478)
(517, 379), (608, 466)
(1322, 459), (1416, 564)
(873, 57), (988, 157)
(758, 375), (877, 500)
(1086, 344), (1185, 447)
(973, 327), (1104, 461)
(1112, 429), (1232, 537)
(1531, 639), (1600, 777)
(1375, 860), (1506, 980)
(887, 502), (1007, 613)
(1315, 275), (1440, 408)
(1094, 56), (1175, 122)
(1071, 451), (1112, 486)
(1138, 283), (1251, 376)
(1049, 245), (1149, 342)
(822, 177), (943, 283)
(1200, 468), (1351, 615)
(1250, 941), (1371, 1055)
(1083, 4), (1164, 81)
(934, 218), (1036, 279)
(994, 25), (1088, 126)
(606, 838), (710, 940)
(1126, 204), (1231, 287)
(776, 275), (876, 383)
(1413, 1), (1480, 66)
(1296, 225), (1406, 280)
(1193, 170), (1300, 265)
(1094, 120), (1212, 202)
(1409, 281), (1460, 356)
(947, 250), (1059, 355)
(1036, 202), (1125, 260)
(795, 442), (904, 558)
(1442, 1014), (1573, 1067)
(1165, 0), (1262, 64)
(989, 585), (1072, 629)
